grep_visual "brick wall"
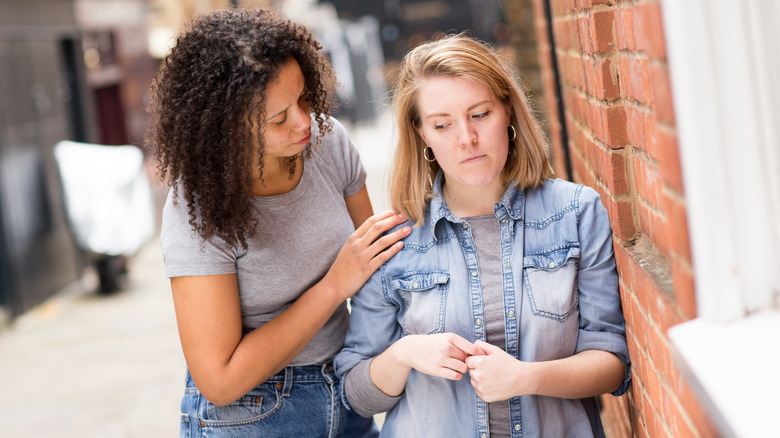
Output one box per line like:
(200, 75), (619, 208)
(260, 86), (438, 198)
(511, 0), (720, 436)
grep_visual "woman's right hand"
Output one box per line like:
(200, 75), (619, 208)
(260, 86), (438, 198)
(368, 332), (482, 397)
(322, 210), (410, 301)
(395, 333), (483, 380)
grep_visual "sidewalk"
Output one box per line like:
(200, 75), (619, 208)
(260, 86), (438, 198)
(0, 111), (395, 437)
(0, 240), (184, 437)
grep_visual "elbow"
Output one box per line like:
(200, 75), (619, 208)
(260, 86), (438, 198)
(199, 386), (242, 407)
(191, 374), (247, 407)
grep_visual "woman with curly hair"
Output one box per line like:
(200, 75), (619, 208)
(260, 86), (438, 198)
(148, 9), (409, 437)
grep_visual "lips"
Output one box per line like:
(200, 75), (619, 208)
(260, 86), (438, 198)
(296, 132), (312, 145)
(462, 154), (485, 164)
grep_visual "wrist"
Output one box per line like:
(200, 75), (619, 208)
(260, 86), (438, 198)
(387, 336), (413, 370)
(518, 360), (542, 396)
(316, 275), (346, 307)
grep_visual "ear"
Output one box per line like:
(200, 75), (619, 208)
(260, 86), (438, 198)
(413, 122), (427, 145)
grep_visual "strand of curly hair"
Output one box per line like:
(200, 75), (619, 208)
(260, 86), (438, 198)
(147, 9), (336, 250)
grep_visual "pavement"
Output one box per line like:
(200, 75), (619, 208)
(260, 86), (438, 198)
(0, 111), (394, 437)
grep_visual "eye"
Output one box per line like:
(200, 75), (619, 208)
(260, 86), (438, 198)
(473, 110), (490, 119)
(273, 113), (287, 126)
(434, 123), (448, 130)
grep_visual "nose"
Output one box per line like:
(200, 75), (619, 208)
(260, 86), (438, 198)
(458, 122), (477, 147)
(292, 98), (311, 131)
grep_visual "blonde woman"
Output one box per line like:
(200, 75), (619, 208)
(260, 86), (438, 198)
(334, 35), (630, 437)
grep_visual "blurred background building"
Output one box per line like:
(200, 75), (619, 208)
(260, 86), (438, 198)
(0, 0), (514, 324)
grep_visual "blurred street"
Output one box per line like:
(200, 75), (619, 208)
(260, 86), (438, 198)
(0, 111), (394, 438)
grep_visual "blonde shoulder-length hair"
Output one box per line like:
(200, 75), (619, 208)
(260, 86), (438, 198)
(389, 34), (553, 226)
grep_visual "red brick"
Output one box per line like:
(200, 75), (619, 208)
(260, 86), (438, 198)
(594, 145), (629, 195)
(670, 262), (697, 319)
(603, 105), (629, 148)
(676, 378), (720, 438)
(615, 6), (636, 50)
(594, 56), (620, 100)
(604, 195), (637, 241)
(620, 56), (653, 105)
(577, 16), (593, 53)
(640, 389), (665, 438)
(647, 323), (674, 378)
(655, 127), (684, 192)
(633, 261), (659, 324)
(582, 57), (596, 96)
(634, 2), (668, 59)
(650, 62), (676, 125)
(637, 201), (668, 257)
(660, 191), (691, 261)
(626, 106), (647, 149)
(632, 153), (662, 208)
(589, 10), (616, 54)
(643, 113), (660, 158)
(662, 396), (698, 438)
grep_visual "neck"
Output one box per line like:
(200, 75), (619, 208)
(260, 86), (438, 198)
(442, 179), (505, 218)
(252, 154), (303, 196)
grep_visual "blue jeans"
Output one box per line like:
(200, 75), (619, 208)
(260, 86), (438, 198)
(180, 363), (378, 437)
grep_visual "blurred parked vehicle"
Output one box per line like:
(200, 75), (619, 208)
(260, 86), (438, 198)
(54, 140), (155, 293)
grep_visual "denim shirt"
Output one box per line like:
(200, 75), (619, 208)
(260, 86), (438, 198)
(335, 173), (631, 438)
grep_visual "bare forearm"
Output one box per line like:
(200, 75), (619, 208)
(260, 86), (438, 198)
(368, 341), (413, 397)
(187, 281), (344, 405)
(519, 350), (625, 399)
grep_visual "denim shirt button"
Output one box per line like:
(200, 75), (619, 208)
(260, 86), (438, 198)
(481, 433), (487, 438)
(504, 261), (510, 268)
(471, 271), (478, 277)
(462, 223), (468, 229)
(548, 261), (556, 268)
(514, 424), (521, 431)
(502, 218), (508, 224)
(508, 310), (515, 318)
(475, 318), (483, 326)
(412, 282), (419, 289)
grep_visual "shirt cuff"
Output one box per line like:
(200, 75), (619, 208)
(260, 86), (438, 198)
(344, 359), (403, 417)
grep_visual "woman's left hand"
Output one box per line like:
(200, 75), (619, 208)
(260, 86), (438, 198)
(465, 340), (532, 402)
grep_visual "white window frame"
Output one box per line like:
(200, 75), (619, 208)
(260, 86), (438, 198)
(660, 0), (780, 436)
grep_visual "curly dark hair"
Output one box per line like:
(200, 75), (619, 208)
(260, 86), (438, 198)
(147, 8), (336, 249)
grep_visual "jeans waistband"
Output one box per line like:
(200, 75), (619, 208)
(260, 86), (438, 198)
(264, 362), (336, 396)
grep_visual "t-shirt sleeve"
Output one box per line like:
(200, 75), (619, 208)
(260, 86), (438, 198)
(327, 117), (367, 198)
(159, 188), (238, 278)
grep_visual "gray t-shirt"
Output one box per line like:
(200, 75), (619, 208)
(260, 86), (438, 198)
(160, 116), (366, 366)
(469, 214), (510, 438)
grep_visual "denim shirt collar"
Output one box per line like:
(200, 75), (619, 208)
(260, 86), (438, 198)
(428, 170), (525, 241)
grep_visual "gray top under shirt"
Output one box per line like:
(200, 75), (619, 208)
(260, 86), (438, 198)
(345, 214), (511, 436)
(160, 116), (366, 366)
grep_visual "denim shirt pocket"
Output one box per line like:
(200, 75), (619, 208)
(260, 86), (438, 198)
(523, 246), (580, 321)
(390, 271), (449, 335)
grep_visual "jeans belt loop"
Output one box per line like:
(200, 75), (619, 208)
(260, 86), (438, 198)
(282, 366), (293, 397)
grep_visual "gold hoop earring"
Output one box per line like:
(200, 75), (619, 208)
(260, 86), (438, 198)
(423, 146), (436, 162)
(508, 125), (517, 141)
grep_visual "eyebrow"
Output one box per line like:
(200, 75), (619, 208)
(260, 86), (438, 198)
(424, 100), (492, 119)
(264, 106), (288, 122)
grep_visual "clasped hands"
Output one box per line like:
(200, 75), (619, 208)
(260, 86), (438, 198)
(396, 332), (531, 403)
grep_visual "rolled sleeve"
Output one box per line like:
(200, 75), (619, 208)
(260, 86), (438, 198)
(334, 263), (406, 414)
(574, 187), (632, 396)
(343, 359), (403, 417)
